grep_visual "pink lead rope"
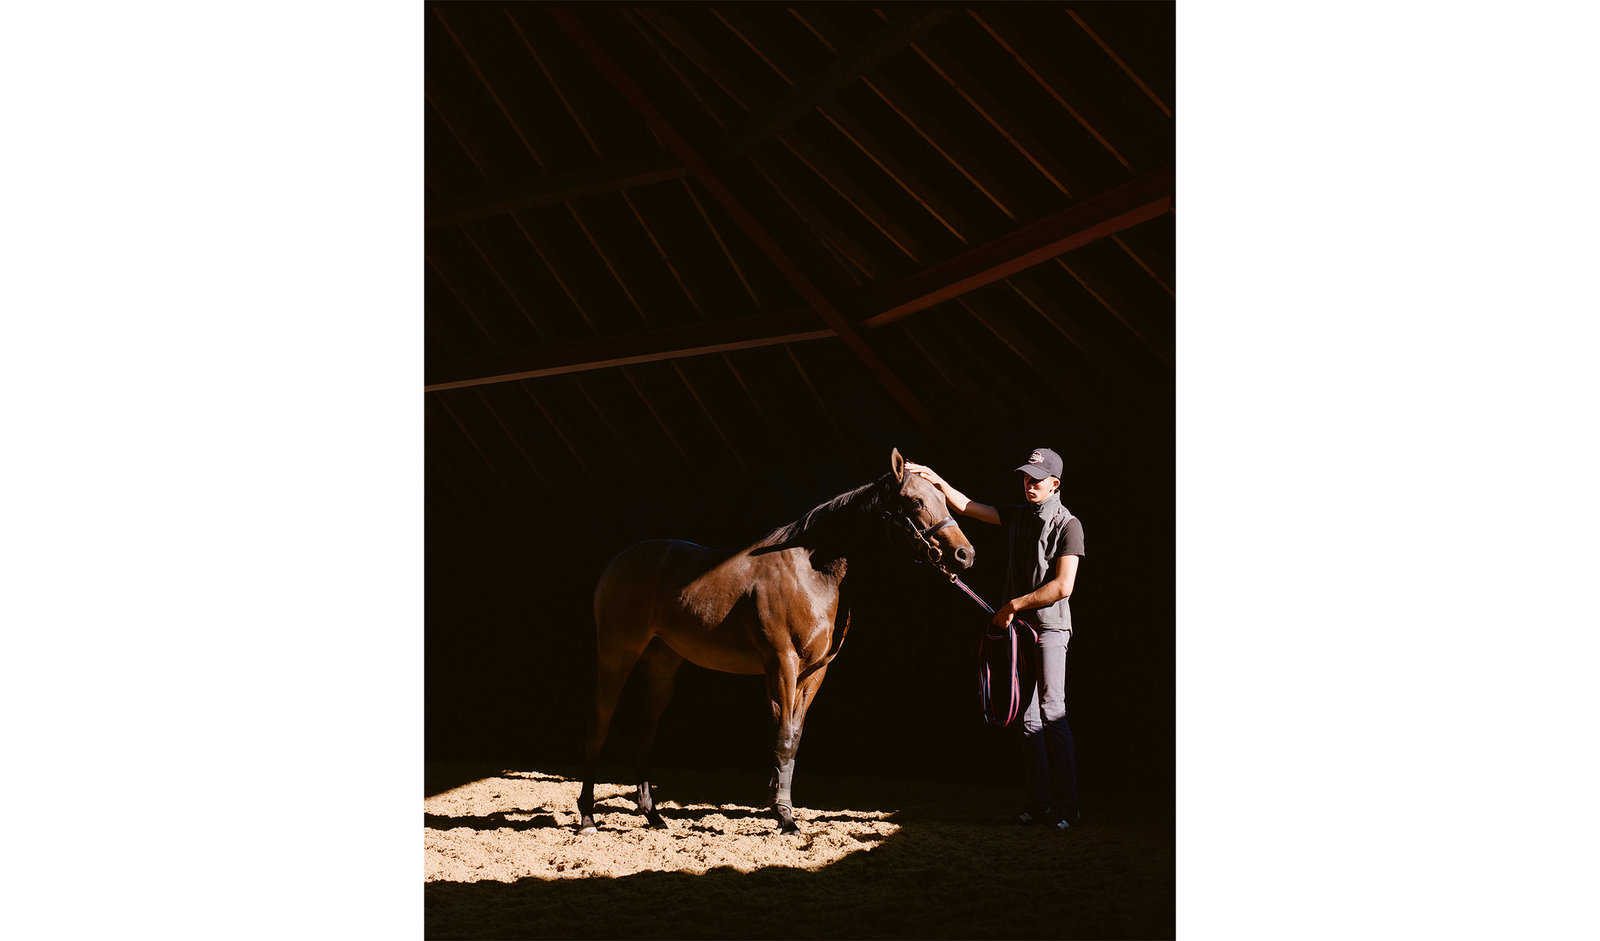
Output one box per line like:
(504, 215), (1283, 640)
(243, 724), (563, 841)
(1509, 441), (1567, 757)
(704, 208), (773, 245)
(950, 576), (1039, 727)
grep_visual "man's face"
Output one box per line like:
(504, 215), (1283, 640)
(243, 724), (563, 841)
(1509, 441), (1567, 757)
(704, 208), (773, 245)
(1021, 472), (1060, 503)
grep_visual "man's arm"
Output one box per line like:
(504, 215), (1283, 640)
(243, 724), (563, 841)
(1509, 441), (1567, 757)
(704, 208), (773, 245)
(903, 461), (1001, 525)
(993, 555), (1080, 628)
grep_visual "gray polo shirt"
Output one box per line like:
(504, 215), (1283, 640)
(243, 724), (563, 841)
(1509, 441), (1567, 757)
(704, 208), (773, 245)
(998, 495), (1085, 634)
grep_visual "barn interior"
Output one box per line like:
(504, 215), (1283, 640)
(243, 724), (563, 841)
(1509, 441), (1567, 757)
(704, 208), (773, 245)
(424, 0), (1174, 848)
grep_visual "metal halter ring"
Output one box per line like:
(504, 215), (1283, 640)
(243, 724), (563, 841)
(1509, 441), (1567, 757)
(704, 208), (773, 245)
(888, 511), (957, 574)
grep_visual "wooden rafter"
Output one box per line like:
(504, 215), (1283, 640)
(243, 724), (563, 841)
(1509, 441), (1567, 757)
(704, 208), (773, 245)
(1067, 9), (1172, 118)
(425, 8), (951, 232)
(957, 295), (1105, 413)
(1112, 232), (1175, 297)
(617, 367), (706, 487)
(781, 344), (869, 477)
(474, 389), (558, 496)
(426, 310), (831, 392)
(548, 7), (942, 438)
(720, 352), (818, 493)
(1051, 258), (1173, 365)
(967, 8), (1136, 171)
(680, 178), (764, 307)
(454, 224), (548, 342)
(717, 8), (954, 158)
(671, 360), (751, 476)
(425, 252), (500, 346)
(916, 313), (1036, 413)
(425, 169), (1173, 392)
(1003, 273), (1138, 385)
(640, 7), (925, 264)
(859, 168), (1172, 327)
(895, 318), (1012, 416)
(889, 14), (1083, 197)
(710, 8), (932, 260)
(787, 7), (977, 242)
(746, 158), (881, 287)
(516, 383), (598, 482)
(569, 374), (652, 475)
(434, 393), (522, 501)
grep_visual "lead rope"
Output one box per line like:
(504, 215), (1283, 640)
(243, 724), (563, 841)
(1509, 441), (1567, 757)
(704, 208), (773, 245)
(949, 575), (1038, 727)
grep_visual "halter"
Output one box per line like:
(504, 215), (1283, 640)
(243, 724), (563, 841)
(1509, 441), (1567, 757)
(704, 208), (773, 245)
(882, 506), (961, 581)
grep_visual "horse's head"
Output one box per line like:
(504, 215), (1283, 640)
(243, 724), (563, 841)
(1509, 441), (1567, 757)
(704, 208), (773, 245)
(884, 448), (975, 578)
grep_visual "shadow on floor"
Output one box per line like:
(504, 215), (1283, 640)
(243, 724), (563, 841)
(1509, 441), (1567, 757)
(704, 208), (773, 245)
(425, 763), (1173, 940)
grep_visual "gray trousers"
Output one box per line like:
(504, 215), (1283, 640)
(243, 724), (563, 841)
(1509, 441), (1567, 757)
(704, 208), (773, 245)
(1020, 629), (1079, 819)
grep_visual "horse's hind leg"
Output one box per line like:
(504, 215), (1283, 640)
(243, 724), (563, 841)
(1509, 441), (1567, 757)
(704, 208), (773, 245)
(577, 641), (643, 835)
(629, 640), (684, 829)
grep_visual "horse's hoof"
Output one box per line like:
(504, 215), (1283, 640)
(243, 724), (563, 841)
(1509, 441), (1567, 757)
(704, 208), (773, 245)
(577, 816), (597, 835)
(779, 820), (801, 835)
(645, 812), (669, 829)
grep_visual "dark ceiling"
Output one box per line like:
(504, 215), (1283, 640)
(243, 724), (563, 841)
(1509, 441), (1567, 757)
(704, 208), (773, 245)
(425, 2), (1173, 511)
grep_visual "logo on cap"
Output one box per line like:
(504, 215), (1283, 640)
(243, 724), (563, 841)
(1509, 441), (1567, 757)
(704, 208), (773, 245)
(1029, 450), (1044, 464)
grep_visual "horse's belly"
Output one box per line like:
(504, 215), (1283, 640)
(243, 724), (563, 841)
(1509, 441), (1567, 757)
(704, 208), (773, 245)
(657, 613), (766, 675)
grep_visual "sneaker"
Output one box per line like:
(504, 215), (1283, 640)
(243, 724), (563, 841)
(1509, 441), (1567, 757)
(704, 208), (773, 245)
(1011, 810), (1044, 825)
(1053, 817), (1072, 831)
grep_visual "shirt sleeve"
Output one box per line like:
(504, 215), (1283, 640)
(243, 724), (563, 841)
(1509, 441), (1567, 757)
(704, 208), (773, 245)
(1057, 517), (1085, 558)
(996, 504), (1017, 528)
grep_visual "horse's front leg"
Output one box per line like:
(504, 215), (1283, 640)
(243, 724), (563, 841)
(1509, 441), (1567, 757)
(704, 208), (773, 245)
(767, 658), (830, 834)
(765, 655), (802, 833)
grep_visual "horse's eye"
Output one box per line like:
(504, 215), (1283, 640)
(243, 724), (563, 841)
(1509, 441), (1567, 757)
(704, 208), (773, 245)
(913, 499), (924, 509)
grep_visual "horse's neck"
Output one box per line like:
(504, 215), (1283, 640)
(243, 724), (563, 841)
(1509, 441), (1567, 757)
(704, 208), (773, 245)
(795, 505), (880, 556)
(752, 482), (886, 557)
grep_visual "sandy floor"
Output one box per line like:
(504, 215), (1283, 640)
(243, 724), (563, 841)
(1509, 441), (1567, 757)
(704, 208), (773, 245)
(425, 763), (1173, 939)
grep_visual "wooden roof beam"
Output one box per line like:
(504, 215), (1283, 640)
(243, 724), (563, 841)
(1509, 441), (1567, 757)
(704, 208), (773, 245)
(425, 310), (831, 392)
(426, 169), (1172, 392)
(859, 167), (1172, 328)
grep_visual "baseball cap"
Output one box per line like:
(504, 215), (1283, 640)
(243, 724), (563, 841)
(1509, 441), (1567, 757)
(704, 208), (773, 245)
(1014, 447), (1063, 480)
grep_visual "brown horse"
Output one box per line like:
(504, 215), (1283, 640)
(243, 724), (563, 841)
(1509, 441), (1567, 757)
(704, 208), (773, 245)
(577, 449), (976, 834)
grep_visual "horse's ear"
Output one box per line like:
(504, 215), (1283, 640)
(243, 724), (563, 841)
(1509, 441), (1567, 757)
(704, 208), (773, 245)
(890, 448), (905, 481)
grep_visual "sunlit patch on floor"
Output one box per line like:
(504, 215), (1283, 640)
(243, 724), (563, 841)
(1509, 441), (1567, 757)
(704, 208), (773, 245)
(425, 769), (900, 884)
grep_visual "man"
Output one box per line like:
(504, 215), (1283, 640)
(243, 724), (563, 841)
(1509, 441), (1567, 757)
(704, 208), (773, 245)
(904, 449), (1083, 829)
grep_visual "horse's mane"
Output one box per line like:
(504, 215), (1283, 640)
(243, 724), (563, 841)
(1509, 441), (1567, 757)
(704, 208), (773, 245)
(753, 474), (895, 551)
